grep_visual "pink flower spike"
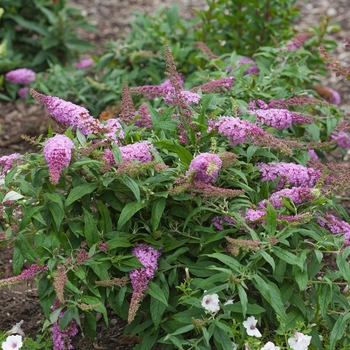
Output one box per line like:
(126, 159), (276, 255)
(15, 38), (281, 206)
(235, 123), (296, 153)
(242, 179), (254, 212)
(243, 316), (262, 338)
(5, 68), (36, 85)
(0, 153), (20, 176)
(128, 244), (161, 323)
(30, 89), (103, 135)
(73, 58), (95, 69)
(43, 135), (75, 185)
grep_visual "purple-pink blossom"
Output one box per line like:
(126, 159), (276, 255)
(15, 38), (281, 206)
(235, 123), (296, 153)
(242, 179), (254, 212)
(51, 299), (78, 350)
(257, 162), (321, 190)
(236, 57), (260, 75)
(248, 108), (313, 129)
(208, 116), (258, 145)
(317, 213), (350, 245)
(208, 116), (292, 155)
(0, 153), (20, 176)
(120, 141), (155, 163)
(188, 153), (222, 183)
(190, 77), (235, 94)
(327, 88), (341, 105)
(259, 187), (318, 209)
(331, 131), (350, 149)
(43, 135), (75, 185)
(134, 104), (152, 129)
(128, 244), (161, 323)
(18, 87), (29, 100)
(104, 119), (124, 143)
(73, 58), (95, 69)
(30, 89), (103, 135)
(308, 150), (319, 161)
(164, 90), (201, 105)
(5, 68), (36, 85)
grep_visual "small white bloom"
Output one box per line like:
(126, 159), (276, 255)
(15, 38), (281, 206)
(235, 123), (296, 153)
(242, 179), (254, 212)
(224, 299), (234, 305)
(201, 293), (220, 313)
(232, 342), (238, 350)
(1, 335), (23, 350)
(6, 320), (25, 337)
(243, 316), (262, 338)
(261, 341), (281, 350)
(288, 331), (312, 350)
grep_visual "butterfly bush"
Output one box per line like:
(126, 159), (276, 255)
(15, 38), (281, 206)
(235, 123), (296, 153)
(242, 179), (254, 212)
(2, 42), (350, 350)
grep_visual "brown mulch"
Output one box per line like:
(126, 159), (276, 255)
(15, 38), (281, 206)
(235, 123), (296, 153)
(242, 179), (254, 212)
(0, 0), (350, 349)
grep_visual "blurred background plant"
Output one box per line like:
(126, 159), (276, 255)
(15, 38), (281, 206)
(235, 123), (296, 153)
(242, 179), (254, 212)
(22, 0), (339, 118)
(0, 0), (95, 100)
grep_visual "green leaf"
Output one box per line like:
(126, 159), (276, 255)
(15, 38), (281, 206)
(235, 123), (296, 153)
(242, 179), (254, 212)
(119, 177), (140, 201)
(251, 275), (286, 320)
(213, 326), (234, 350)
(19, 205), (42, 230)
(336, 247), (350, 283)
(147, 281), (168, 306)
(13, 244), (25, 275)
(17, 233), (39, 263)
(259, 250), (275, 272)
(117, 200), (149, 230)
(150, 297), (167, 329)
(330, 313), (350, 350)
(273, 246), (304, 270)
(42, 36), (60, 50)
(225, 302), (265, 315)
(60, 308), (76, 331)
(293, 267), (309, 291)
(167, 324), (195, 336)
(153, 140), (193, 165)
(43, 193), (64, 210)
(151, 197), (166, 233)
(7, 14), (49, 36)
(65, 183), (99, 206)
(83, 208), (100, 247)
(83, 311), (97, 340)
(207, 253), (242, 274)
(97, 200), (113, 234)
(237, 284), (248, 318)
(265, 202), (277, 235)
(48, 202), (64, 232)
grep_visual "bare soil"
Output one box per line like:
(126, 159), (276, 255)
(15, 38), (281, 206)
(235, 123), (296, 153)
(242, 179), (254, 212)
(0, 0), (349, 349)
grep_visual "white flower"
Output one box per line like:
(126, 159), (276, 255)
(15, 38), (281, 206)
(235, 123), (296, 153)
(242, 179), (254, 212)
(243, 316), (262, 338)
(201, 293), (220, 313)
(232, 342), (238, 350)
(288, 331), (312, 350)
(6, 320), (25, 337)
(261, 341), (281, 350)
(1, 335), (23, 350)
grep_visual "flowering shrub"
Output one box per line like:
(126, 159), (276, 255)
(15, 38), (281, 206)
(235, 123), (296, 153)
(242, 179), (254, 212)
(1, 40), (350, 349)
